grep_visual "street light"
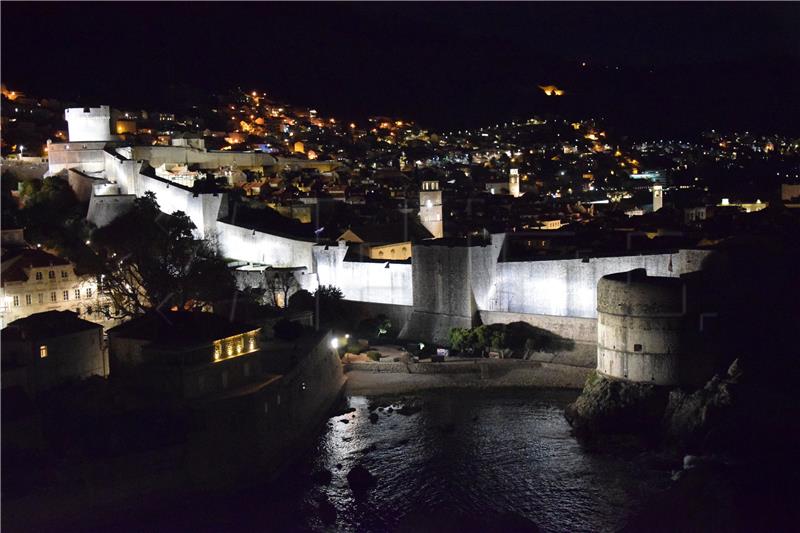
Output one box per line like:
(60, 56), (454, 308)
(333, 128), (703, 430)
(19, 145), (24, 157)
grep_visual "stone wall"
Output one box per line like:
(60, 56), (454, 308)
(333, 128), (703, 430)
(312, 243), (412, 305)
(596, 269), (712, 386)
(216, 220), (315, 267)
(87, 193), (136, 228)
(47, 143), (107, 174)
(1, 160), (49, 181)
(486, 249), (710, 319)
(338, 300), (414, 332)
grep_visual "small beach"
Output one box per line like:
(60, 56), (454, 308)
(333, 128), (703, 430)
(344, 359), (592, 395)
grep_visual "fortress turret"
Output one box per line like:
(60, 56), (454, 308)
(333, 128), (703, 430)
(596, 269), (713, 387)
(65, 106), (113, 142)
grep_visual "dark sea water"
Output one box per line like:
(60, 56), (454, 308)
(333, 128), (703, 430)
(96, 389), (674, 533)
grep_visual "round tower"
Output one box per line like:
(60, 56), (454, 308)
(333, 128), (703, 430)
(596, 268), (705, 386)
(65, 106), (113, 142)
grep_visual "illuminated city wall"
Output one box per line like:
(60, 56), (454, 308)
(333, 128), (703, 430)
(130, 146), (277, 169)
(312, 243), (413, 305)
(47, 142), (107, 174)
(216, 220), (315, 268)
(485, 249), (710, 319)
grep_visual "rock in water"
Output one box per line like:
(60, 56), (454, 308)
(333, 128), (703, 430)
(347, 464), (377, 492)
(398, 403), (422, 416)
(564, 371), (669, 437)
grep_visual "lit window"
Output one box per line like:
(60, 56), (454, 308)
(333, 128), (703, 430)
(63, 290), (69, 301)
(13, 295), (19, 306)
(249, 338), (256, 351)
(227, 344), (233, 356)
(74, 289), (81, 299)
(214, 343), (221, 361)
(25, 294), (32, 305)
(35, 272), (43, 280)
(48, 271), (55, 279)
(39, 345), (48, 358)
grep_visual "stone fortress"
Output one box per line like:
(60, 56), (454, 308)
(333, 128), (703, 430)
(596, 269), (714, 386)
(50, 106), (716, 380)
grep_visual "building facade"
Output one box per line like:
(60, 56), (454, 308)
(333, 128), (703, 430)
(107, 311), (264, 399)
(1, 311), (107, 396)
(0, 249), (107, 329)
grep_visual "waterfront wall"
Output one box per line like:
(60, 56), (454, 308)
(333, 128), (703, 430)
(188, 331), (345, 486)
(485, 249), (710, 319)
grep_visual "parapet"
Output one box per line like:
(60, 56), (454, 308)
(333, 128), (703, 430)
(597, 269), (688, 317)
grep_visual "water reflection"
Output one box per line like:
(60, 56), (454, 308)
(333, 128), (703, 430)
(303, 390), (671, 532)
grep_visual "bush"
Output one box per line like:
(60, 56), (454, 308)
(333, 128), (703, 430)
(449, 322), (544, 355)
(366, 351), (381, 361)
(273, 318), (304, 341)
(288, 289), (314, 312)
(346, 342), (364, 354)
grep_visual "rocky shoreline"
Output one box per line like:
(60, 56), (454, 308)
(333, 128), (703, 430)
(566, 359), (800, 531)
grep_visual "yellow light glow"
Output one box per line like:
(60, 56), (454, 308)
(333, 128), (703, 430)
(538, 85), (565, 96)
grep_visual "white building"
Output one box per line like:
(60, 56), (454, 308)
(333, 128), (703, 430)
(652, 185), (663, 212)
(0, 248), (108, 329)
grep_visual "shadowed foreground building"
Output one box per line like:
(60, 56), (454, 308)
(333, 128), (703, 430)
(1, 310), (106, 396)
(107, 311), (263, 399)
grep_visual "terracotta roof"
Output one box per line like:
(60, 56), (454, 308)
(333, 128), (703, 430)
(1, 311), (101, 342)
(107, 311), (259, 349)
(1, 248), (70, 285)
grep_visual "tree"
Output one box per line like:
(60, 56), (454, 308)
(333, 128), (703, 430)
(264, 269), (299, 308)
(288, 289), (314, 311)
(89, 192), (236, 320)
(313, 285), (344, 327)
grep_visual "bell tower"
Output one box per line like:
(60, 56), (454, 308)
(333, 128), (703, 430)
(652, 184), (663, 212)
(419, 180), (443, 238)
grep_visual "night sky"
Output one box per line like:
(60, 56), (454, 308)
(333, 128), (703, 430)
(3, 2), (799, 136)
